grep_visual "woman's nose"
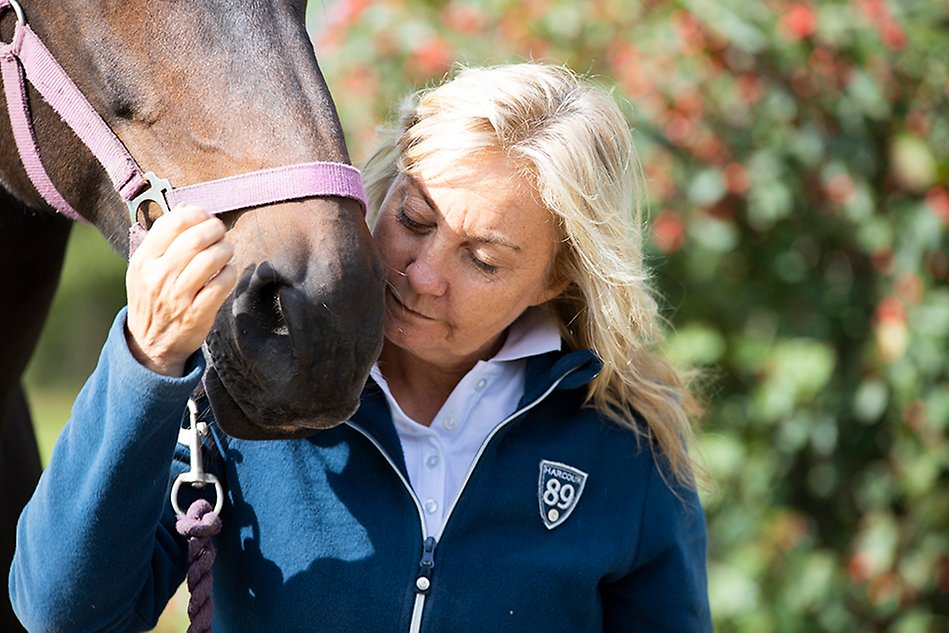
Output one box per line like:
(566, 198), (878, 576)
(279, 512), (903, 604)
(406, 244), (448, 297)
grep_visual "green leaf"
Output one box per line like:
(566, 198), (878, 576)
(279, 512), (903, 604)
(890, 134), (938, 192)
(663, 322), (727, 366)
(687, 169), (726, 207)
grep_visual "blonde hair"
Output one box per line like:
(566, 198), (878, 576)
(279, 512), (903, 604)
(363, 63), (702, 488)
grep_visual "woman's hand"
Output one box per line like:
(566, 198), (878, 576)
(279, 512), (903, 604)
(125, 205), (238, 377)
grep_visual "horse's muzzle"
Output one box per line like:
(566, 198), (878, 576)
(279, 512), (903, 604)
(202, 205), (385, 440)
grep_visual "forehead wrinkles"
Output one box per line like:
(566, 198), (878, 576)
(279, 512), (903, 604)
(422, 182), (524, 252)
(404, 157), (557, 254)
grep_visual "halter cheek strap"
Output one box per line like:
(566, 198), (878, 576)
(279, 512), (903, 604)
(0, 5), (92, 222)
(0, 0), (368, 258)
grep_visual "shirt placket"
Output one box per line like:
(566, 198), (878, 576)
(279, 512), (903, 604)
(416, 433), (447, 536)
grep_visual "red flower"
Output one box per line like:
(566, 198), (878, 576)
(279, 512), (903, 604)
(780, 4), (818, 41)
(736, 73), (765, 106)
(440, 2), (488, 36)
(609, 42), (653, 97)
(693, 135), (727, 164)
(674, 90), (703, 120)
(858, 0), (889, 23)
(343, 67), (379, 97)
(723, 163), (750, 195)
(849, 552), (872, 583)
(674, 10), (706, 54)
(408, 36), (453, 79)
(925, 187), (949, 227)
(334, 0), (370, 27)
(875, 296), (905, 324)
(661, 111), (696, 148)
(652, 210), (686, 253)
(826, 173), (856, 204)
(880, 20), (906, 51)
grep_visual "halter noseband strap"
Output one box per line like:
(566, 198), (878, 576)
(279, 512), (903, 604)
(0, 0), (367, 253)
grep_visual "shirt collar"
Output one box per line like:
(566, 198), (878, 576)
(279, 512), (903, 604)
(490, 306), (562, 362)
(370, 306), (561, 389)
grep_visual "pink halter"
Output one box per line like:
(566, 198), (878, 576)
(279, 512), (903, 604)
(0, 0), (367, 256)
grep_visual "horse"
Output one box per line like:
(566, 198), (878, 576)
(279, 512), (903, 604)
(0, 1), (385, 628)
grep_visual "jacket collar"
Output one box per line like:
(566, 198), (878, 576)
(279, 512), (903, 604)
(521, 347), (601, 406)
(347, 380), (410, 478)
(349, 346), (601, 478)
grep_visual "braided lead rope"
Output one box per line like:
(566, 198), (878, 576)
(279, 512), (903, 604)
(176, 499), (222, 633)
(172, 399), (225, 633)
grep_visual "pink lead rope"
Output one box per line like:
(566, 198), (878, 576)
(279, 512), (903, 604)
(0, 0), (367, 256)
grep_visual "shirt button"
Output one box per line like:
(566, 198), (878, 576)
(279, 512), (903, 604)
(444, 416), (458, 431)
(426, 454), (440, 469)
(424, 499), (439, 514)
(475, 378), (488, 391)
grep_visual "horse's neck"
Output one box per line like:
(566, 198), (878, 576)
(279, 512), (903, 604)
(0, 190), (59, 633)
(0, 186), (71, 412)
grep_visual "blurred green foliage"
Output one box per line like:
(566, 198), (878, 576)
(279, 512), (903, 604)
(25, 0), (946, 630)
(25, 226), (126, 391)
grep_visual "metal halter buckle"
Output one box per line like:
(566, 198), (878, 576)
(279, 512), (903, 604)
(126, 172), (173, 226)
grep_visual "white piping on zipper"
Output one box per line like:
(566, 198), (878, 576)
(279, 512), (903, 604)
(408, 593), (426, 632)
(344, 425), (430, 633)
(347, 365), (579, 633)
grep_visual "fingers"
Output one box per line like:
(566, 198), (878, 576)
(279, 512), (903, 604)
(173, 237), (235, 299)
(130, 204), (229, 296)
(124, 204), (238, 376)
(130, 204), (214, 263)
(160, 214), (228, 273)
(192, 261), (239, 317)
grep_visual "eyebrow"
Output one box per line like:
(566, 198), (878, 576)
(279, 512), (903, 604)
(405, 176), (523, 252)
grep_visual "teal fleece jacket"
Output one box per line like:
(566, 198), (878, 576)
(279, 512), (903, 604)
(10, 309), (711, 632)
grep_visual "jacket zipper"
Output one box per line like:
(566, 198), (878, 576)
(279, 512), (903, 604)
(347, 366), (579, 633)
(409, 536), (437, 632)
(343, 426), (432, 632)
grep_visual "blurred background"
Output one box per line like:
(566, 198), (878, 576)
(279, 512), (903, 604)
(22, 0), (947, 631)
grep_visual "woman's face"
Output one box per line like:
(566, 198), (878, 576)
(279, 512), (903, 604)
(373, 155), (564, 371)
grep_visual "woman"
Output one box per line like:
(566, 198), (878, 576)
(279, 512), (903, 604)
(10, 63), (710, 631)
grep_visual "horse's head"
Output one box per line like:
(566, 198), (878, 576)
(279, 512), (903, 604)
(0, 0), (385, 438)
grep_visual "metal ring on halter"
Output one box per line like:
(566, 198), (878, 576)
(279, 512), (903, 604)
(1, 0), (26, 27)
(126, 171), (173, 226)
(171, 399), (224, 517)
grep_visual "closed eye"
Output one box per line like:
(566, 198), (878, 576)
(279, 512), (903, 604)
(398, 207), (431, 233)
(470, 252), (498, 275)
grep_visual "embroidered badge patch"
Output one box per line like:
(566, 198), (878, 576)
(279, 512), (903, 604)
(538, 460), (588, 530)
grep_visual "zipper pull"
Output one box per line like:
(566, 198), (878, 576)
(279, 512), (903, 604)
(414, 536), (437, 594)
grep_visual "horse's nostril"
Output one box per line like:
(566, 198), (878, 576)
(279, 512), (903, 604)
(272, 292), (290, 336)
(249, 281), (290, 337)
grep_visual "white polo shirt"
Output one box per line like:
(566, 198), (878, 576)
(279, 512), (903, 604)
(369, 307), (562, 539)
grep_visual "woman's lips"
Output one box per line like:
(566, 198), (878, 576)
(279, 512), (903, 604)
(387, 287), (435, 320)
